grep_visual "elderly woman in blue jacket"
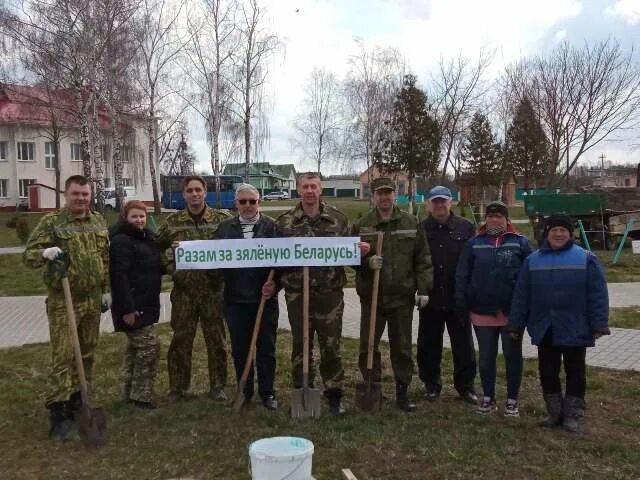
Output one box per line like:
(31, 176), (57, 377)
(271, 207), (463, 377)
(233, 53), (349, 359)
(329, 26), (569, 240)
(456, 201), (532, 417)
(508, 214), (610, 433)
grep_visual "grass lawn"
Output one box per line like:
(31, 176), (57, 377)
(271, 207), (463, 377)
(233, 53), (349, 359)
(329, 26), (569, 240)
(1, 327), (639, 479)
(609, 308), (640, 329)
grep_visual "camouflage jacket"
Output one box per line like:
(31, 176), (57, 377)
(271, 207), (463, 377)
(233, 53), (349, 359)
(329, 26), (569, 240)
(155, 206), (232, 292)
(23, 208), (110, 296)
(275, 201), (349, 292)
(351, 206), (433, 307)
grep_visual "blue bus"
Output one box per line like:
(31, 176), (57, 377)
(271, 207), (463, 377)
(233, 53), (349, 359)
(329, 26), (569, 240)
(161, 175), (243, 210)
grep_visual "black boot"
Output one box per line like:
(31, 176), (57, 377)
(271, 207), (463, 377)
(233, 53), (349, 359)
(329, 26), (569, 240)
(562, 395), (585, 433)
(541, 393), (563, 428)
(325, 388), (345, 416)
(48, 402), (71, 442)
(396, 383), (416, 413)
(68, 391), (82, 420)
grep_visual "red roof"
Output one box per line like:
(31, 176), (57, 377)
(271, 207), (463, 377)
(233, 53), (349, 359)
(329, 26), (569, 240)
(0, 84), (134, 130)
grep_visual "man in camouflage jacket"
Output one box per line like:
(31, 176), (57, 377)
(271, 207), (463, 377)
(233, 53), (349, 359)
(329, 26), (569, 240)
(275, 172), (350, 415)
(23, 175), (110, 441)
(351, 177), (434, 412)
(155, 176), (232, 402)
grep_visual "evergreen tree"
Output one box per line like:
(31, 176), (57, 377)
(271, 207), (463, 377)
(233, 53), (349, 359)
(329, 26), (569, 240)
(504, 98), (549, 188)
(462, 111), (501, 189)
(377, 74), (441, 209)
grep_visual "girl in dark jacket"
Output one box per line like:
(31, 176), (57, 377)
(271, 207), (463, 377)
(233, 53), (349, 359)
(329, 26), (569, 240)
(455, 201), (532, 417)
(109, 200), (163, 409)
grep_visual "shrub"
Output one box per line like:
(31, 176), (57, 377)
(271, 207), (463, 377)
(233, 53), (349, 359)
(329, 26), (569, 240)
(5, 216), (18, 228)
(15, 217), (31, 244)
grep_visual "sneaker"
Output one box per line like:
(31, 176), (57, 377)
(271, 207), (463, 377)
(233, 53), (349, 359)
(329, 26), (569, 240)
(504, 399), (520, 418)
(460, 390), (479, 405)
(476, 397), (498, 415)
(261, 395), (278, 411)
(132, 400), (157, 410)
(423, 387), (440, 402)
(209, 387), (228, 402)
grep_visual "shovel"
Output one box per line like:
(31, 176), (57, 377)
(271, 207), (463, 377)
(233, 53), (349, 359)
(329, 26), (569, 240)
(291, 266), (321, 419)
(232, 269), (275, 412)
(355, 231), (383, 411)
(61, 274), (108, 447)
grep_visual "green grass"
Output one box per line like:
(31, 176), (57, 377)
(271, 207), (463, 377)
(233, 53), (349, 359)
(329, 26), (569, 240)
(0, 254), (46, 296)
(1, 326), (639, 479)
(609, 308), (640, 329)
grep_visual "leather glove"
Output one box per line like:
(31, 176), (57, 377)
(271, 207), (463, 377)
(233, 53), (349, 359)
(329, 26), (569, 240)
(593, 327), (610, 341)
(42, 247), (63, 261)
(101, 293), (112, 313)
(505, 325), (520, 340)
(415, 294), (429, 309)
(368, 255), (383, 270)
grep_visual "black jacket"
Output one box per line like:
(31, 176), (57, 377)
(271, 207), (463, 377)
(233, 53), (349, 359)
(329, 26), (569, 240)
(421, 213), (475, 310)
(213, 214), (278, 304)
(109, 220), (164, 331)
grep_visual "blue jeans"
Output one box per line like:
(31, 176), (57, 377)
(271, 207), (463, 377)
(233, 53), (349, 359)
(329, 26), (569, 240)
(473, 325), (523, 400)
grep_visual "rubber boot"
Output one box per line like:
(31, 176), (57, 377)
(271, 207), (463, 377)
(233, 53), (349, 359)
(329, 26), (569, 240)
(325, 388), (345, 416)
(541, 393), (563, 428)
(396, 383), (416, 413)
(68, 391), (82, 420)
(48, 402), (71, 442)
(562, 395), (585, 433)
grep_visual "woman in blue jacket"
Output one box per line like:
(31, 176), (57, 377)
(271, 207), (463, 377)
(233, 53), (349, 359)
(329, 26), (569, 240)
(456, 201), (532, 417)
(508, 214), (610, 433)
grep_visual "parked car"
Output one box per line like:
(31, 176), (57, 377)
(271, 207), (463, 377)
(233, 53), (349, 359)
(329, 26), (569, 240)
(263, 191), (289, 201)
(103, 187), (137, 211)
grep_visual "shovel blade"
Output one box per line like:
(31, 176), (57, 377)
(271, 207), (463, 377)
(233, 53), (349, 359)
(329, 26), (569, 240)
(354, 382), (383, 411)
(290, 388), (321, 419)
(77, 406), (108, 448)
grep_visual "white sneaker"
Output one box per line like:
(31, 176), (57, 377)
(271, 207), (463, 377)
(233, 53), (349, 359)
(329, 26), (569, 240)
(504, 399), (520, 418)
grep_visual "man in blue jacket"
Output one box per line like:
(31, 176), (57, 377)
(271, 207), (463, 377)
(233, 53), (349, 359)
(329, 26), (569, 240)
(508, 214), (610, 433)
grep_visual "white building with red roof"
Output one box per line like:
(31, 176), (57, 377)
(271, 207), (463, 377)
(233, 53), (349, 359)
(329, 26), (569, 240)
(0, 84), (156, 210)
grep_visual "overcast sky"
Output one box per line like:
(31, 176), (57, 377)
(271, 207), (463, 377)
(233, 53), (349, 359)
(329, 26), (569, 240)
(188, 0), (640, 175)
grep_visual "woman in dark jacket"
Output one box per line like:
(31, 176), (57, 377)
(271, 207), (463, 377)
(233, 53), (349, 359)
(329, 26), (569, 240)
(109, 200), (163, 409)
(455, 201), (532, 417)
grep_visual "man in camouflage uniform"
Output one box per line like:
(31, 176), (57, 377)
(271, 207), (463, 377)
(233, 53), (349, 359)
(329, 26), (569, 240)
(23, 175), (111, 441)
(351, 177), (433, 412)
(156, 175), (231, 402)
(276, 172), (350, 415)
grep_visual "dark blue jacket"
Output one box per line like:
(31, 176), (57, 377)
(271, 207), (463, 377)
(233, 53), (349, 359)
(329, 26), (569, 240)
(455, 225), (532, 316)
(213, 214), (278, 304)
(508, 240), (609, 347)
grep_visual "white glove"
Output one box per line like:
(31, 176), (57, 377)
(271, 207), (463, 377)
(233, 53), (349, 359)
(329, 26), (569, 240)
(42, 247), (63, 261)
(368, 255), (383, 270)
(101, 293), (112, 309)
(415, 294), (429, 309)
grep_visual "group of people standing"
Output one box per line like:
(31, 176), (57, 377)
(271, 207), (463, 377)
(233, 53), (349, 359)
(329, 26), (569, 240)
(24, 172), (610, 442)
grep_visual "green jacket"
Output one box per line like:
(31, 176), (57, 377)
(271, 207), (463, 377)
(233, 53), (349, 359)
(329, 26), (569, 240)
(275, 201), (349, 292)
(155, 206), (232, 292)
(23, 208), (110, 296)
(351, 206), (433, 307)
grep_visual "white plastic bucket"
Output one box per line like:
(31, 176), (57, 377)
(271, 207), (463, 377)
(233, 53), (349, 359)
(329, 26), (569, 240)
(249, 436), (314, 480)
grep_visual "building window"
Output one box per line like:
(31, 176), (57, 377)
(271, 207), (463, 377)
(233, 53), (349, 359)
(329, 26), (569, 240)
(104, 178), (111, 188)
(0, 141), (7, 161)
(44, 142), (56, 170)
(71, 143), (82, 162)
(19, 179), (36, 198)
(0, 179), (7, 198)
(17, 142), (35, 162)
(122, 178), (133, 187)
(121, 145), (133, 163)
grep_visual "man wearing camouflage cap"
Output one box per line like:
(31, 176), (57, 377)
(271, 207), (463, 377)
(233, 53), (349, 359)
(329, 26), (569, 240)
(351, 177), (434, 412)
(23, 175), (111, 441)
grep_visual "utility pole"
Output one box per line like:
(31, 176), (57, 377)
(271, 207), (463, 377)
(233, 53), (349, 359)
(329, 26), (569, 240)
(599, 153), (607, 175)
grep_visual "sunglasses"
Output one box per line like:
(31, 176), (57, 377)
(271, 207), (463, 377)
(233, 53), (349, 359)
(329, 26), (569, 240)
(237, 199), (258, 205)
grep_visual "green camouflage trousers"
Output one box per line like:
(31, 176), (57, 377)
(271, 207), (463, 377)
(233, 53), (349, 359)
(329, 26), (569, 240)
(45, 292), (101, 407)
(358, 299), (414, 386)
(122, 325), (160, 403)
(168, 289), (227, 393)
(285, 288), (344, 390)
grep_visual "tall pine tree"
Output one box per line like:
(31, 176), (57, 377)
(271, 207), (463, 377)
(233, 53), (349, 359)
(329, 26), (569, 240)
(463, 111), (501, 203)
(504, 98), (549, 189)
(377, 74), (441, 211)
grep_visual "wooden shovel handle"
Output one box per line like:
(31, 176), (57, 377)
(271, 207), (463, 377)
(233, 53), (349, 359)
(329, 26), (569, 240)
(302, 267), (310, 380)
(238, 269), (275, 385)
(367, 232), (384, 370)
(62, 277), (91, 407)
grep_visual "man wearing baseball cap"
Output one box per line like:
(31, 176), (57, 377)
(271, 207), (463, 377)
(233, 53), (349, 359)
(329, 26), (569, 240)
(508, 214), (610, 433)
(418, 186), (478, 404)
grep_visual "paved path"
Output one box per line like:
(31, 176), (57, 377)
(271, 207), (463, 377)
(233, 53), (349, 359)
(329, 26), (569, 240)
(1, 286), (639, 371)
(0, 246), (25, 255)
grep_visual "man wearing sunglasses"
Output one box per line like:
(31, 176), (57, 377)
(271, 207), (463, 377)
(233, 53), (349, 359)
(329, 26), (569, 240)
(213, 184), (279, 410)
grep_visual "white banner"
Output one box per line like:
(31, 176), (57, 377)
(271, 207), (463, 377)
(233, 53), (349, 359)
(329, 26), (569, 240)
(175, 237), (361, 270)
